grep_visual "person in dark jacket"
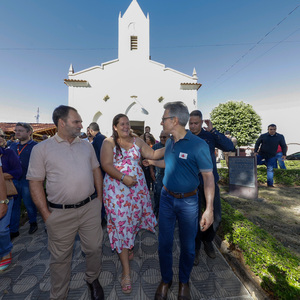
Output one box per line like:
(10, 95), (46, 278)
(0, 129), (22, 271)
(9, 123), (38, 238)
(254, 124), (287, 187)
(189, 110), (234, 262)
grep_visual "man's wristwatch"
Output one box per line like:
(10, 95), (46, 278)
(0, 199), (9, 204)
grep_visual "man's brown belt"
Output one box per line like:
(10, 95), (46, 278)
(163, 186), (197, 199)
(48, 194), (97, 209)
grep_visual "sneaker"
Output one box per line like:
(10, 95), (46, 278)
(29, 222), (38, 234)
(10, 231), (19, 240)
(0, 252), (12, 272)
(193, 249), (200, 266)
(203, 241), (216, 259)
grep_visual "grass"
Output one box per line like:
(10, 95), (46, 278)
(219, 200), (300, 299)
(218, 160), (300, 186)
(218, 159), (300, 299)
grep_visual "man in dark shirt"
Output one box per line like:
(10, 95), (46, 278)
(149, 130), (170, 217)
(88, 122), (106, 225)
(254, 124), (287, 187)
(9, 122), (38, 238)
(88, 122), (106, 168)
(189, 110), (234, 262)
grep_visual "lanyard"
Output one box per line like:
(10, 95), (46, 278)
(17, 143), (28, 156)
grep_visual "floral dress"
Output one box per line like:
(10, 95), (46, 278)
(103, 139), (157, 253)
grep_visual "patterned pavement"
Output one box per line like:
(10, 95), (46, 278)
(0, 215), (253, 300)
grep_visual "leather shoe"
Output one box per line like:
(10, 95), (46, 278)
(10, 231), (19, 240)
(29, 222), (38, 234)
(178, 282), (190, 300)
(203, 241), (216, 259)
(87, 279), (104, 300)
(155, 280), (172, 300)
(193, 249), (200, 266)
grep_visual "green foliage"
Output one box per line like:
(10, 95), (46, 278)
(220, 200), (300, 299)
(210, 101), (262, 146)
(285, 160), (300, 169)
(217, 166), (300, 186)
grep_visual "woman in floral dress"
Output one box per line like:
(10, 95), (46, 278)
(100, 114), (164, 294)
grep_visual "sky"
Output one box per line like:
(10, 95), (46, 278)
(0, 0), (299, 153)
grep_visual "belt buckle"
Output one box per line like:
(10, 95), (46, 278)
(179, 193), (184, 199)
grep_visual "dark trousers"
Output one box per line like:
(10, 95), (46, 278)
(195, 183), (221, 250)
(153, 173), (164, 216)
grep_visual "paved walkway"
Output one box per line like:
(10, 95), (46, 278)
(0, 216), (253, 300)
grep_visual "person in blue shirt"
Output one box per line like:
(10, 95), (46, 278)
(145, 102), (215, 300)
(9, 123), (38, 238)
(189, 110), (234, 262)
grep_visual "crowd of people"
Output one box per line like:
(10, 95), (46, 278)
(0, 102), (287, 300)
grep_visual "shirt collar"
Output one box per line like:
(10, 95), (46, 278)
(170, 130), (191, 143)
(18, 139), (34, 146)
(54, 133), (81, 144)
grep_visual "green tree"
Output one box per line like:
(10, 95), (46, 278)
(210, 101), (262, 146)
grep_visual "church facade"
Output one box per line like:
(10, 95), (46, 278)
(65, 0), (201, 138)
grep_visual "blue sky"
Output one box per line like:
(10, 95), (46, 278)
(0, 0), (299, 149)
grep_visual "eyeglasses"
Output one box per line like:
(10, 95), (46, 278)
(159, 136), (167, 139)
(161, 116), (174, 123)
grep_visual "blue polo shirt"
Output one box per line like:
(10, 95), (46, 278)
(10, 140), (37, 180)
(163, 130), (213, 193)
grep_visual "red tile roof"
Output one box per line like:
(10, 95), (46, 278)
(0, 123), (57, 142)
(0, 123), (56, 133)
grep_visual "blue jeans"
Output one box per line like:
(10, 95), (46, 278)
(0, 198), (14, 257)
(275, 152), (286, 169)
(257, 155), (277, 186)
(10, 179), (37, 233)
(195, 183), (221, 250)
(158, 188), (198, 283)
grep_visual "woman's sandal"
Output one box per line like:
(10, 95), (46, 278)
(128, 248), (134, 261)
(121, 274), (132, 294)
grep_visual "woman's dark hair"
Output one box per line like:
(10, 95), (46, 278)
(112, 113), (131, 158)
(143, 132), (155, 146)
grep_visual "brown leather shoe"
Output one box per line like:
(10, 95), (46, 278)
(154, 280), (172, 300)
(178, 282), (190, 300)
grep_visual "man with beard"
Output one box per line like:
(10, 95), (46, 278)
(27, 105), (104, 300)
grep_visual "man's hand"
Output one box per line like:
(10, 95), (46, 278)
(204, 119), (213, 132)
(0, 203), (8, 219)
(43, 210), (52, 223)
(200, 209), (214, 232)
(142, 159), (151, 167)
(282, 155), (286, 160)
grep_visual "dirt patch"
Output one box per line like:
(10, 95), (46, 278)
(220, 185), (300, 259)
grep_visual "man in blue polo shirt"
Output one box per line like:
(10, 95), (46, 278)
(145, 102), (215, 300)
(9, 122), (38, 238)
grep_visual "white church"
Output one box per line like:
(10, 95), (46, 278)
(65, 0), (201, 138)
